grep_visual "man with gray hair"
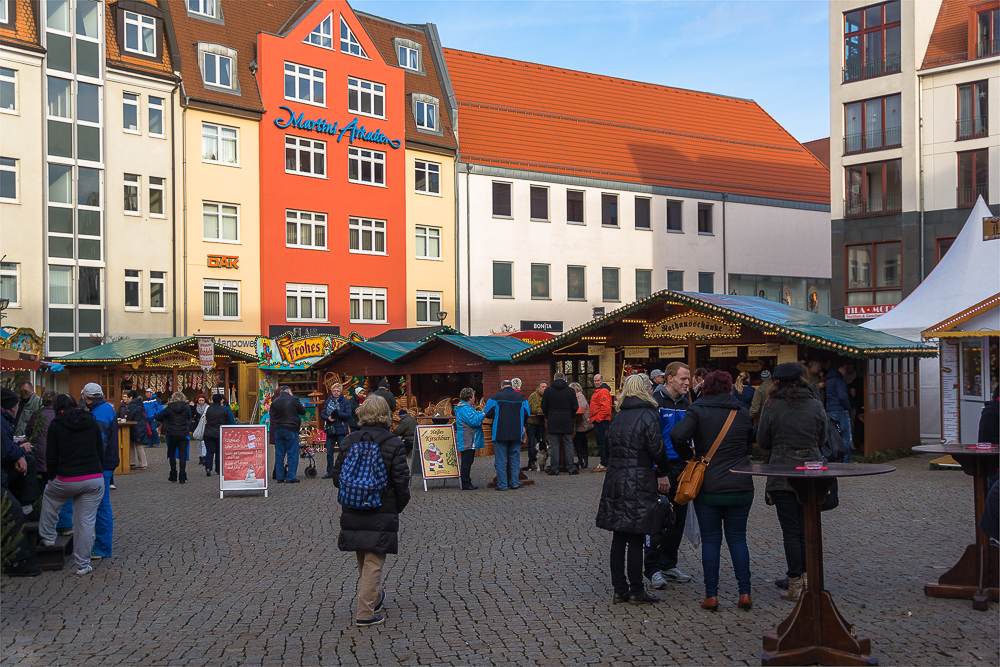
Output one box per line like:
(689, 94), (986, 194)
(541, 372), (579, 475)
(484, 379), (530, 490)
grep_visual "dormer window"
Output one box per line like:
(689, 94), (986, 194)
(412, 93), (440, 133)
(977, 8), (999, 58)
(115, 2), (165, 62)
(186, 0), (217, 19)
(393, 37), (422, 72)
(123, 11), (156, 56)
(306, 13), (333, 49)
(340, 16), (367, 57)
(197, 43), (239, 93)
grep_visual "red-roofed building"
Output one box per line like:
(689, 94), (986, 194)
(444, 48), (832, 335)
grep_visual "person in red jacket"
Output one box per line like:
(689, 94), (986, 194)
(589, 374), (613, 472)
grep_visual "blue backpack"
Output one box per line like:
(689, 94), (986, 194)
(337, 431), (389, 510)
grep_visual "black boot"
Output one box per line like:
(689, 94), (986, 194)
(178, 459), (187, 484)
(168, 460), (177, 482)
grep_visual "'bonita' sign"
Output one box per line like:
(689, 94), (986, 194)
(273, 106), (401, 149)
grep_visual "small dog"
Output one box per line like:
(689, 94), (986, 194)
(535, 441), (549, 473)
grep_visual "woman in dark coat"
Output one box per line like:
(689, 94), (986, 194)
(332, 394), (411, 627)
(596, 374), (672, 605)
(757, 362), (827, 602)
(202, 394), (233, 476)
(125, 390), (148, 469)
(154, 392), (192, 484)
(671, 370), (755, 612)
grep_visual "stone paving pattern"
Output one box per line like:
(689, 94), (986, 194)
(2, 451), (998, 666)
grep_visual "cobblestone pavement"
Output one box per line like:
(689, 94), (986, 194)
(2, 451), (998, 666)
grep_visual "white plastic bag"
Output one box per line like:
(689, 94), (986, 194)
(192, 410), (207, 441)
(683, 503), (701, 549)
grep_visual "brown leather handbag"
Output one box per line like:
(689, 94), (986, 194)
(673, 409), (737, 505)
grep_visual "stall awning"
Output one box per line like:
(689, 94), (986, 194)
(351, 341), (424, 363)
(922, 293), (1000, 339)
(512, 291), (937, 361)
(434, 335), (533, 362)
(57, 337), (258, 365)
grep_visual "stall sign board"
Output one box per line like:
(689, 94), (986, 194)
(414, 424), (459, 491)
(984, 216), (1000, 241)
(600, 348), (617, 395)
(748, 344), (780, 357)
(146, 351), (199, 368)
(587, 345), (606, 356)
(197, 337), (215, 372)
(658, 347), (686, 359)
(520, 320), (564, 333)
(777, 345), (799, 364)
(940, 342), (960, 442)
(644, 314), (740, 339)
(220, 424), (268, 498)
(845, 304), (895, 320)
(737, 362), (763, 373)
(710, 346), (738, 358)
(624, 347), (649, 358)
(257, 333), (348, 370)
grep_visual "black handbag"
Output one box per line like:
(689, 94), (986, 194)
(821, 417), (849, 463)
(821, 479), (840, 511)
(653, 494), (676, 534)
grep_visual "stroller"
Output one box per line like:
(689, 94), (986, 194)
(299, 443), (318, 478)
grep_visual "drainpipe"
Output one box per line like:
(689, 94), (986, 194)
(181, 99), (189, 336)
(721, 193), (728, 293)
(918, 78), (925, 281)
(454, 154), (461, 332)
(465, 164), (472, 334)
(169, 78), (180, 336)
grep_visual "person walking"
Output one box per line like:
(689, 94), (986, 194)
(524, 381), (548, 471)
(270, 386), (306, 484)
(37, 395), (105, 575)
(484, 379), (530, 491)
(454, 388), (485, 490)
(671, 370), (755, 612)
(590, 374), (613, 472)
(748, 370), (773, 420)
(189, 395), (208, 466)
(321, 383), (353, 478)
(203, 394), (232, 476)
(732, 372), (755, 412)
(541, 372), (579, 475)
(125, 390), (148, 470)
(570, 382), (593, 470)
(596, 374), (673, 604)
(371, 380), (397, 413)
(154, 392), (192, 483)
(757, 362), (827, 602)
(79, 383), (117, 561)
(143, 388), (163, 448)
(331, 395), (411, 627)
(825, 359), (854, 462)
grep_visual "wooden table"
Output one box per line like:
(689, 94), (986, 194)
(732, 463), (895, 666)
(912, 443), (999, 611)
(116, 421), (136, 475)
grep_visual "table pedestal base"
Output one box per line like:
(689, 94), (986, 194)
(762, 589), (875, 666)
(925, 543), (1000, 611)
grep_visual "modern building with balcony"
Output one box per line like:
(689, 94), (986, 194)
(829, 0), (999, 322)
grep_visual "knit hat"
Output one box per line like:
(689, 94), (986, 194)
(82, 382), (104, 398)
(0, 388), (18, 410)
(760, 370), (772, 381)
(772, 362), (804, 381)
(399, 409), (408, 416)
(378, 379), (390, 389)
(355, 387), (365, 395)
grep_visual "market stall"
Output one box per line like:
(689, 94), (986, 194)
(255, 332), (349, 427)
(1, 327), (65, 393)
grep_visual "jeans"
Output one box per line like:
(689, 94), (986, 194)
(493, 440), (521, 490)
(460, 449), (476, 487)
(771, 490), (806, 578)
(204, 437), (220, 473)
(693, 499), (753, 598)
(610, 531), (645, 597)
(829, 410), (853, 462)
(593, 420), (610, 466)
(147, 422), (160, 447)
(325, 432), (345, 474)
(644, 460), (688, 577)
(525, 422), (545, 465)
(274, 429), (299, 481)
(550, 433), (576, 473)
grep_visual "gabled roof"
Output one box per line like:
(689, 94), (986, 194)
(367, 326), (459, 343)
(352, 341), (423, 362)
(58, 337), (257, 365)
(443, 49), (829, 205)
(921, 0), (996, 69)
(801, 138), (831, 170)
(512, 291), (935, 362)
(922, 293), (1000, 337)
(106, 0), (176, 81)
(0, 0), (43, 53)
(396, 335), (532, 363)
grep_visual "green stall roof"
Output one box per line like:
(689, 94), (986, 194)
(57, 337), (258, 365)
(434, 335), (533, 361)
(351, 341), (425, 363)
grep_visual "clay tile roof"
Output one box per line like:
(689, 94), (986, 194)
(0, 0), (43, 53)
(921, 0), (989, 69)
(802, 138), (831, 170)
(443, 49), (829, 205)
(106, 0), (175, 81)
(356, 13), (458, 152)
(162, 0), (309, 114)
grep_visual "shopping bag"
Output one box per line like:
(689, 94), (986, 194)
(683, 502), (701, 549)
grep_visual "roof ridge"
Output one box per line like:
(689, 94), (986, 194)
(355, 9), (427, 34)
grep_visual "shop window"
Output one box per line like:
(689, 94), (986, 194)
(203, 202), (238, 242)
(414, 96), (438, 131)
(530, 186), (549, 221)
(348, 77), (384, 118)
(286, 210), (326, 249)
(698, 272), (714, 294)
(148, 96), (163, 137)
(202, 123), (238, 165)
(635, 197), (651, 230)
(348, 217), (386, 255)
(601, 194), (618, 227)
(976, 7), (999, 58)
(149, 177), (164, 217)
(124, 174), (139, 214)
(305, 13), (333, 49)
(844, 159), (902, 217)
(667, 200), (682, 232)
(125, 270), (141, 310)
(958, 149), (988, 207)
(492, 182), (511, 217)
(846, 241), (901, 306)
(415, 160), (440, 194)
(567, 190), (584, 223)
(667, 270), (683, 291)
(348, 147), (384, 185)
(204, 280), (239, 319)
(1, 262), (20, 307)
(123, 11), (156, 57)
(415, 226), (441, 259)
(493, 262), (513, 298)
(844, 93), (900, 153)
(602, 267), (619, 302)
(636, 269), (652, 300)
(123, 92), (139, 133)
(395, 38), (421, 71)
(1, 67), (17, 113)
(843, 1), (901, 82)
(286, 283), (327, 322)
(567, 266), (586, 301)
(150, 271), (165, 311)
(286, 136), (326, 178)
(416, 292), (442, 325)
(935, 236), (956, 266)
(0, 157), (17, 202)
(350, 287), (386, 323)
(340, 17), (366, 58)
(957, 81), (988, 140)
(698, 203), (713, 234)
(530, 264), (550, 299)
(284, 62), (325, 106)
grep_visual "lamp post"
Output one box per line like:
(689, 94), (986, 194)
(436, 310), (448, 326)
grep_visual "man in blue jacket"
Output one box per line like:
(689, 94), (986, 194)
(143, 388), (163, 448)
(484, 379), (530, 491)
(82, 383), (117, 559)
(320, 383), (352, 479)
(825, 360), (853, 462)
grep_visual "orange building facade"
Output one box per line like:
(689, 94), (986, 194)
(256, 0), (407, 338)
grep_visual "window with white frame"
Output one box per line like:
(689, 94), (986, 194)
(416, 292), (441, 325)
(198, 44), (235, 90)
(0, 0), (7, 25)
(414, 97), (437, 131)
(286, 283), (327, 322)
(204, 280), (239, 319)
(203, 202), (238, 242)
(0, 67), (16, 113)
(286, 210), (326, 249)
(340, 17), (366, 57)
(186, 0), (217, 18)
(305, 13), (333, 49)
(125, 270), (141, 310)
(202, 122), (238, 164)
(150, 271), (166, 310)
(148, 96), (163, 136)
(397, 42), (419, 71)
(285, 136), (326, 177)
(347, 77), (384, 118)
(350, 287), (386, 323)
(149, 177), (164, 216)
(124, 173), (139, 214)
(0, 157), (16, 202)
(123, 11), (156, 57)
(348, 147), (384, 185)
(414, 160), (440, 194)
(0, 262), (19, 307)
(284, 62), (325, 106)
(415, 226), (441, 259)
(349, 217), (386, 254)
(123, 92), (139, 132)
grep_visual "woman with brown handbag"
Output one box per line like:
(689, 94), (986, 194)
(671, 370), (755, 612)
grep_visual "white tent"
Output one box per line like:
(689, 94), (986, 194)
(862, 197), (1000, 439)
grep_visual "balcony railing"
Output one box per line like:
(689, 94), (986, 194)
(844, 127), (902, 155)
(976, 38), (1000, 58)
(844, 193), (903, 218)
(843, 56), (902, 83)
(957, 185), (988, 208)
(957, 116), (989, 140)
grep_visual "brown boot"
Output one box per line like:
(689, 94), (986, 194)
(780, 574), (804, 601)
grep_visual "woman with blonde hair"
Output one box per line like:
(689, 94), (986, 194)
(596, 373), (673, 604)
(732, 371), (755, 412)
(154, 392), (192, 483)
(570, 382), (592, 470)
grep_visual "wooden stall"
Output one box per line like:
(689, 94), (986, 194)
(510, 291), (937, 454)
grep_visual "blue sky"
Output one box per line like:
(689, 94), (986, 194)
(352, 0), (832, 143)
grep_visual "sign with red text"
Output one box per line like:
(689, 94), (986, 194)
(197, 336), (215, 372)
(844, 304), (896, 320)
(220, 425), (268, 497)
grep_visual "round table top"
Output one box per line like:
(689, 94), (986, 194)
(730, 462), (896, 478)
(912, 443), (999, 456)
